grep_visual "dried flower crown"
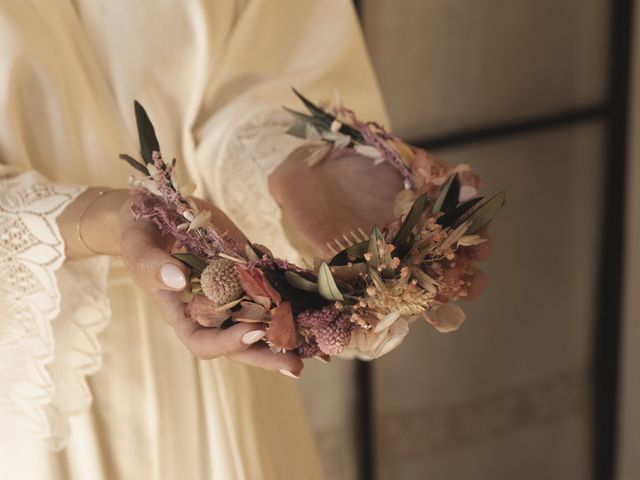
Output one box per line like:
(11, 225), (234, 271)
(119, 90), (505, 361)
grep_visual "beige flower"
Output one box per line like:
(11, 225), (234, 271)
(341, 311), (413, 360)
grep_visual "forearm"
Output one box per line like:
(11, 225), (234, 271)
(57, 187), (248, 259)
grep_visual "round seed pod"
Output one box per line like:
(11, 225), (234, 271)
(200, 258), (243, 306)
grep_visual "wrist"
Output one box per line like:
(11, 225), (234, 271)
(59, 187), (131, 257)
(82, 188), (131, 255)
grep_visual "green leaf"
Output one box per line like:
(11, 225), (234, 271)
(432, 174), (460, 214)
(285, 122), (309, 139)
(329, 239), (369, 266)
(437, 197), (484, 228)
(442, 175), (461, 213)
(393, 193), (429, 247)
(283, 107), (332, 132)
(134, 101), (160, 165)
(465, 191), (506, 233)
(284, 271), (319, 292)
(119, 153), (149, 175)
(283, 106), (315, 123)
(289, 88), (364, 142)
(368, 227), (394, 277)
(263, 269), (328, 314)
(172, 253), (207, 276)
(317, 262), (344, 301)
(292, 88), (334, 122)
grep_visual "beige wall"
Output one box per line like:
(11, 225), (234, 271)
(299, 1), (612, 479)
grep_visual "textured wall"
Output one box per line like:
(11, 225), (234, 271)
(299, 1), (610, 478)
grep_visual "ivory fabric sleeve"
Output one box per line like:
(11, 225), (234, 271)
(0, 166), (110, 451)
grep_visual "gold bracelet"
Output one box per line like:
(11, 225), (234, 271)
(77, 189), (110, 255)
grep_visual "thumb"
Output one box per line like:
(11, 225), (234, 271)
(121, 219), (189, 292)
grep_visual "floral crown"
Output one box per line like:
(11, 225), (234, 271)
(119, 90), (505, 360)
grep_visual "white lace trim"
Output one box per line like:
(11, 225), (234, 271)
(210, 107), (305, 262)
(0, 171), (110, 451)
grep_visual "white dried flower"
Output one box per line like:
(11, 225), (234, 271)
(354, 144), (382, 158)
(187, 210), (211, 232)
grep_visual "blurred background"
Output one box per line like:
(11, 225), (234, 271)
(298, 1), (640, 479)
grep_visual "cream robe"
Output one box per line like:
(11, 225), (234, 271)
(0, 1), (389, 478)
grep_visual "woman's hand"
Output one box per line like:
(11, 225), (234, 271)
(58, 188), (303, 378)
(269, 148), (492, 301)
(269, 148), (403, 257)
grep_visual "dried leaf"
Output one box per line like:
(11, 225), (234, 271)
(187, 210), (212, 232)
(373, 310), (402, 333)
(437, 197), (483, 228)
(286, 121), (309, 139)
(134, 101), (160, 165)
(367, 227), (394, 276)
(393, 193), (429, 247)
(317, 262), (344, 301)
(232, 301), (269, 323)
(214, 297), (245, 312)
(458, 235), (487, 247)
(292, 87), (335, 123)
(287, 88), (364, 142)
(327, 262), (368, 282)
(252, 243), (273, 257)
(266, 302), (297, 350)
(464, 191), (506, 233)
(185, 295), (231, 328)
(119, 153), (149, 175)
(284, 271), (319, 292)
(329, 240), (368, 266)
(237, 268), (282, 310)
(411, 268), (439, 294)
(172, 253), (207, 276)
(305, 123), (322, 141)
(432, 173), (459, 214)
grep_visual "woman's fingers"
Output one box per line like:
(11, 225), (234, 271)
(157, 290), (303, 373)
(228, 344), (304, 377)
(154, 290), (275, 361)
(120, 217), (189, 291)
(176, 321), (268, 360)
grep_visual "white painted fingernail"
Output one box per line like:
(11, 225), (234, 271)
(279, 369), (300, 379)
(242, 330), (266, 345)
(315, 356), (330, 364)
(160, 263), (187, 289)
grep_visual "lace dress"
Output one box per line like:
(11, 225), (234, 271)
(0, 1), (388, 478)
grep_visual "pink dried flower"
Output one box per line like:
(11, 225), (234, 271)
(296, 305), (354, 356)
(315, 316), (353, 356)
(296, 339), (322, 359)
